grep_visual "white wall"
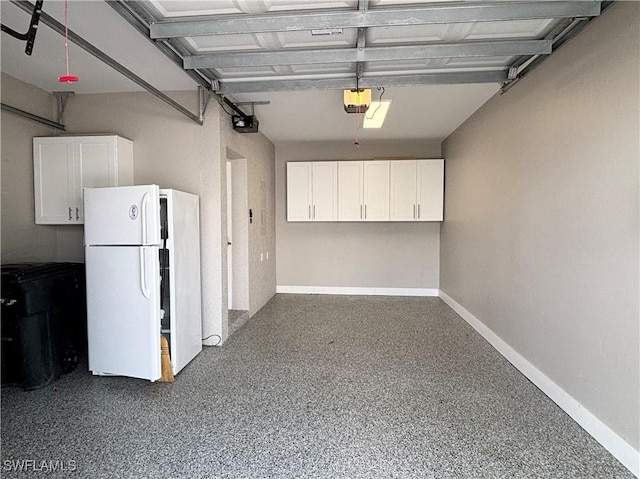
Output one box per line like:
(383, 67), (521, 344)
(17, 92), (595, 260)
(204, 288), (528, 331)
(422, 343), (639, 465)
(441, 0), (639, 463)
(1, 74), (60, 262)
(276, 139), (441, 292)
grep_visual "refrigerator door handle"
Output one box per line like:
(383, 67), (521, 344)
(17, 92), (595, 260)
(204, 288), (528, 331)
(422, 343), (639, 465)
(139, 249), (150, 298)
(141, 193), (149, 244)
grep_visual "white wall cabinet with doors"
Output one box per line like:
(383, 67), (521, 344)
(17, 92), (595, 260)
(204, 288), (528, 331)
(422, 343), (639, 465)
(286, 161), (337, 221)
(390, 159), (444, 221)
(33, 135), (133, 224)
(288, 159), (442, 222)
(338, 160), (389, 221)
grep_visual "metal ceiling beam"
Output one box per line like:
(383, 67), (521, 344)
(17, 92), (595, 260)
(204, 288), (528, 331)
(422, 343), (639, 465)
(106, 0), (247, 118)
(184, 39), (551, 69)
(1, 102), (66, 130)
(106, 0), (213, 90)
(355, 0), (368, 81)
(150, 2), (601, 39)
(10, 0), (204, 125)
(217, 70), (507, 94)
(501, 1), (616, 94)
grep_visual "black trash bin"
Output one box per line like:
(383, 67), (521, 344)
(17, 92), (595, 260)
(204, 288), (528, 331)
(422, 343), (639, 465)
(1, 263), (86, 390)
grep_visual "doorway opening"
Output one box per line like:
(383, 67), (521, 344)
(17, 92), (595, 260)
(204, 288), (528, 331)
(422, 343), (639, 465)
(226, 150), (249, 335)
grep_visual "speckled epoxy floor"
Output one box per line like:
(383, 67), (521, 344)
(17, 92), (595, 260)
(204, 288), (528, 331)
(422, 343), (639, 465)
(1, 295), (634, 478)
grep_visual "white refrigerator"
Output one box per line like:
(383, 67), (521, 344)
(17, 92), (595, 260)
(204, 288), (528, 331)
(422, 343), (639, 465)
(84, 185), (202, 381)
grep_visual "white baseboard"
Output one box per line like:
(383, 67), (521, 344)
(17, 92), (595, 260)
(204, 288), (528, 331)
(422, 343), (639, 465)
(438, 289), (639, 478)
(277, 285), (439, 297)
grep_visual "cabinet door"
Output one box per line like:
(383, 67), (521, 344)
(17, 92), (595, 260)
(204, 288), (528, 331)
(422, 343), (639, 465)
(311, 162), (338, 221)
(286, 162), (312, 221)
(338, 161), (363, 221)
(33, 138), (75, 224)
(74, 137), (117, 222)
(417, 159), (444, 221)
(115, 137), (134, 186)
(389, 160), (417, 221)
(363, 161), (389, 221)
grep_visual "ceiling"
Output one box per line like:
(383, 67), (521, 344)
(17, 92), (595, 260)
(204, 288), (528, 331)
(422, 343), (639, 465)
(1, 1), (606, 143)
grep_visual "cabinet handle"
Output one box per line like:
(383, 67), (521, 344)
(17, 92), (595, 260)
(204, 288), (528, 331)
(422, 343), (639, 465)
(360, 204), (363, 219)
(76, 207), (80, 220)
(309, 205), (311, 220)
(364, 204), (367, 219)
(313, 205), (316, 219)
(413, 204), (416, 219)
(418, 204), (421, 220)
(68, 207), (72, 221)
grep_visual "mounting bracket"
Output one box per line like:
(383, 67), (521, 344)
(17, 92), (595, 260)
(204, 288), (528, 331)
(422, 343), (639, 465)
(0, 0), (44, 55)
(198, 86), (213, 123)
(52, 91), (74, 124)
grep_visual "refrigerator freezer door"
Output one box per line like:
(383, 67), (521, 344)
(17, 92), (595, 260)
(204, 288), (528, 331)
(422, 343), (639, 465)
(162, 189), (203, 374)
(84, 185), (160, 246)
(86, 245), (161, 381)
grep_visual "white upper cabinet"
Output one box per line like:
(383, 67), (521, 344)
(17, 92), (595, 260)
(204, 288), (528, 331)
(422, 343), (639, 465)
(312, 162), (338, 221)
(33, 139), (75, 224)
(286, 161), (337, 221)
(338, 161), (364, 221)
(390, 159), (444, 221)
(417, 159), (444, 221)
(286, 162), (312, 221)
(363, 160), (390, 221)
(33, 136), (133, 225)
(337, 160), (389, 222)
(288, 159), (442, 223)
(390, 160), (418, 221)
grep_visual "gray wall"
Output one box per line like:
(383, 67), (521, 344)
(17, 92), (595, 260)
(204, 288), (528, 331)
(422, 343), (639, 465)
(276, 140), (441, 290)
(1, 79), (275, 345)
(220, 107), (277, 322)
(1, 74), (59, 262)
(61, 90), (228, 343)
(66, 91), (276, 343)
(441, 2), (639, 449)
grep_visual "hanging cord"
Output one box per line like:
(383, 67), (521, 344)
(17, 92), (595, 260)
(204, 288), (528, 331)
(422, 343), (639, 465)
(354, 98), (360, 147)
(64, 0), (70, 76)
(366, 87), (385, 120)
(58, 0), (77, 82)
(353, 78), (362, 147)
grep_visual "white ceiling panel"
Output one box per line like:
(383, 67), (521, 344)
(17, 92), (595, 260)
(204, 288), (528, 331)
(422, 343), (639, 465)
(367, 19), (555, 45)
(187, 29), (358, 53)
(464, 18), (556, 39)
(148, 0), (357, 17)
(213, 61), (357, 77)
(186, 34), (268, 53)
